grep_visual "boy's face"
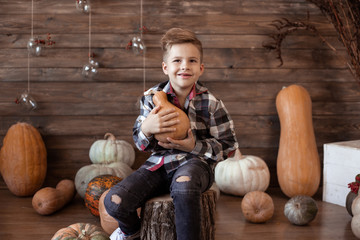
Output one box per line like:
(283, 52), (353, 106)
(162, 43), (204, 95)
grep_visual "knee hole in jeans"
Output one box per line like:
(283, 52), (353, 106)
(176, 176), (191, 182)
(111, 194), (122, 205)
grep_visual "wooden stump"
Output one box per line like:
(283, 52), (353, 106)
(140, 190), (217, 240)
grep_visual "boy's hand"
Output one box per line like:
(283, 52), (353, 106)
(141, 105), (179, 137)
(158, 129), (195, 152)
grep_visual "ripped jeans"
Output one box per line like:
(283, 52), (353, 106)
(104, 159), (214, 240)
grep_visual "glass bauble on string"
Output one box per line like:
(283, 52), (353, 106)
(131, 36), (146, 55)
(27, 37), (42, 57)
(76, 0), (91, 14)
(15, 91), (38, 111)
(82, 58), (99, 79)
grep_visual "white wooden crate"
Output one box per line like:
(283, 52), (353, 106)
(323, 140), (360, 206)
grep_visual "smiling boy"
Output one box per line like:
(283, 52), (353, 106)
(104, 28), (238, 240)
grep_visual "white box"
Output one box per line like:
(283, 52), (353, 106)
(323, 140), (360, 206)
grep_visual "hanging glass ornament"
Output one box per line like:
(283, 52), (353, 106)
(76, 0), (91, 14)
(15, 91), (38, 111)
(82, 58), (99, 78)
(131, 36), (146, 55)
(27, 37), (43, 57)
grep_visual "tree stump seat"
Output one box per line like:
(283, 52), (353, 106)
(140, 189), (217, 240)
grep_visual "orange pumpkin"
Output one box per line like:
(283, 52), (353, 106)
(0, 122), (47, 197)
(51, 223), (109, 240)
(276, 85), (321, 197)
(85, 175), (122, 217)
(152, 91), (190, 143)
(241, 191), (274, 223)
(99, 189), (118, 235)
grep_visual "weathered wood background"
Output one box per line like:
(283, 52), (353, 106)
(0, 0), (358, 190)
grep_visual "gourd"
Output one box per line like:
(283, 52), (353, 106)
(276, 85), (321, 197)
(89, 133), (135, 167)
(32, 179), (76, 215)
(85, 175), (122, 217)
(51, 223), (109, 240)
(214, 148), (270, 196)
(0, 122), (47, 197)
(99, 189), (118, 235)
(284, 195), (318, 225)
(152, 90), (190, 143)
(241, 191), (274, 223)
(75, 162), (133, 198)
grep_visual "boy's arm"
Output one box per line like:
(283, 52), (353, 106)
(132, 95), (158, 151)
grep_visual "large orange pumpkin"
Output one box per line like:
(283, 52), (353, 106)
(0, 122), (47, 197)
(85, 174), (122, 216)
(276, 85), (321, 197)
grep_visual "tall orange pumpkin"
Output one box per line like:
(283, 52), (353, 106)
(0, 122), (47, 196)
(276, 85), (320, 197)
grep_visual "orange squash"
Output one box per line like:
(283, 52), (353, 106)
(152, 91), (190, 143)
(0, 122), (47, 197)
(32, 179), (76, 215)
(276, 85), (320, 197)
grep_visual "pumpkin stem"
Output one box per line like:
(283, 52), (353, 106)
(79, 229), (87, 239)
(234, 148), (243, 159)
(104, 133), (116, 141)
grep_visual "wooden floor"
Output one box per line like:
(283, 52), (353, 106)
(0, 187), (356, 240)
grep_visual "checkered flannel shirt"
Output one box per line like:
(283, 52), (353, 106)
(133, 80), (239, 173)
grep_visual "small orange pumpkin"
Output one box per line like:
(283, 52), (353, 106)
(0, 122), (47, 197)
(241, 191), (274, 223)
(85, 175), (122, 217)
(152, 91), (190, 142)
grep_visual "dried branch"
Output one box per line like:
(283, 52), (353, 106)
(307, 0), (360, 82)
(264, 0), (360, 82)
(263, 14), (335, 67)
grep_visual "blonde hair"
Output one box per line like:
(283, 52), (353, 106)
(160, 28), (203, 62)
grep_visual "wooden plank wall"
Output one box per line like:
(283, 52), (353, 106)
(0, 0), (359, 189)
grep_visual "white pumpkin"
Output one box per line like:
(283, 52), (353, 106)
(214, 148), (270, 196)
(352, 214), (360, 238)
(89, 133), (135, 167)
(352, 195), (360, 216)
(75, 162), (133, 198)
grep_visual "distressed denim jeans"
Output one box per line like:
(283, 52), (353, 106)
(104, 159), (214, 240)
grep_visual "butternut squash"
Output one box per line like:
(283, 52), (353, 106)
(276, 85), (320, 197)
(32, 179), (76, 215)
(152, 91), (190, 142)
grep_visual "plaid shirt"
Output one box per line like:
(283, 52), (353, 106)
(133, 80), (238, 173)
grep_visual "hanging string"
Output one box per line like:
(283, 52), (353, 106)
(31, 0), (34, 39)
(28, 0), (34, 93)
(88, 4), (92, 61)
(140, 0), (146, 92)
